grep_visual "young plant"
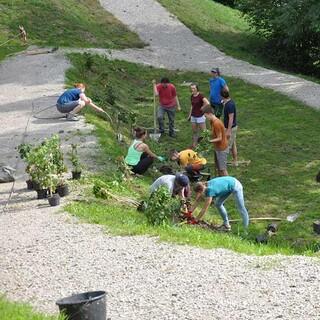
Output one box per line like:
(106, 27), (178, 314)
(70, 144), (82, 173)
(145, 186), (181, 226)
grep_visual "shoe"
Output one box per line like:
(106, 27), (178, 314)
(216, 224), (231, 232)
(169, 132), (176, 138)
(66, 113), (79, 121)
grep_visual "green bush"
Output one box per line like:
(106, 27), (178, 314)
(145, 186), (181, 226)
(237, 0), (320, 77)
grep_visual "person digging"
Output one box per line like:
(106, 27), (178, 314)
(56, 83), (107, 121)
(190, 176), (250, 231)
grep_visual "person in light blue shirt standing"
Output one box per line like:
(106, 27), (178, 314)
(209, 68), (229, 118)
(191, 176), (249, 231)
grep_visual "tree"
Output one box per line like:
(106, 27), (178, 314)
(236, 0), (320, 76)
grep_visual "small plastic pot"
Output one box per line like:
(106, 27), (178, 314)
(72, 171), (81, 180)
(48, 194), (60, 206)
(26, 179), (33, 190)
(56, 184), (69, 197)
(36, 189), (48, 199)
(313, 221), (320, 235)
(33, 181), (41, 191)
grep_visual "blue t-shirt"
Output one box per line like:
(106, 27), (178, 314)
(223, 99), (237, 128)
(205, 177), (236, 197)
(209, 77), (226, 104)
(57, 88), (82, 105)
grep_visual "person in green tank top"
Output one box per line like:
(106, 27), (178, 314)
(125, 127), (165, 174)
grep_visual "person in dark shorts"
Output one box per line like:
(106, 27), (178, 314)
(125, 127), (165, 175)
(56, 83), (106, 121)
(209, 68), (229, 118)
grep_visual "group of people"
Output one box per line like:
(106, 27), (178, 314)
(55, 68), (248, 231)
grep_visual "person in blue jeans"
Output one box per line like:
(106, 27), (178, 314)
(209, 68), (229, 118)
(191, 176), (249, 231)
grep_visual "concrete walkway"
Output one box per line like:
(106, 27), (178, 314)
(95, 0), (320, 109)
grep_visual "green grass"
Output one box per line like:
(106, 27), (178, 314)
(65, 53), (320, 256)
(0, 0), (144, 61)
(0, 296), (64, 320)
(157, 0), (320, 83)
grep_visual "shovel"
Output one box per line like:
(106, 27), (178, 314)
(149, 88), (161, 141)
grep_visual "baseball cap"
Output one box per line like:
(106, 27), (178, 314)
(175, 173), (190, 187)
(211, 67), (219, 73)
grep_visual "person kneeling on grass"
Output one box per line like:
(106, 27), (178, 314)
(150, 173), (191, 199)
(170, 149), (207, 179)
(56, 83), (106, 121)
(191, 176), (249, 231)
(125, 127), (165, 175)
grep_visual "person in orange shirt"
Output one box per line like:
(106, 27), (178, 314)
(201, 105), (228, 176)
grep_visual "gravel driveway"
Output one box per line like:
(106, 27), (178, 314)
(1, 2), (320, 320)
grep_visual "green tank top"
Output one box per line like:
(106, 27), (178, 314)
(125, 139), (143, 165)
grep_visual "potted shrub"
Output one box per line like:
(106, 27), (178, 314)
(17, 143), (33, 189)
(70, 144), (82, 180)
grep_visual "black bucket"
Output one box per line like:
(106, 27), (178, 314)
(56, 291), (106, 320)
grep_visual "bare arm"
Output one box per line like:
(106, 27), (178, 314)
(89, 102), (106, 113)
(223, 84), (229, 93)
(176, 96), (181, 111)
(141, 143), (158, 158)
(209, 130), (222, 143)
(202, 97), (210, 108)
(188, 104), (192, 120)
(226, 113), (234, 139)
(152, 80), (159, 96)
(196, 197), (212, 220)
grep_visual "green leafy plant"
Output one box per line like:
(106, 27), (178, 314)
(17, 143), (32, 160)
(194, 129), (212, 155)
(145, 186), (180, 225)
(70, 144), (82, 173)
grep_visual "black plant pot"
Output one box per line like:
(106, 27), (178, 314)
(26, 179), (33, 190)
(33, 181), (41, 191)
(48, 194), (60, 206)
(36, 188), (48, 199)
(72, 171), (81, 180)
(56, 184), (69, 197)
(313, 221), (320, 235)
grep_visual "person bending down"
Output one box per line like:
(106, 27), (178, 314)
(170, 149), (207, 178)
(56, 83), (106, 121)
(191, 176), (249, 231)
(125, 127), (165, 175)
(150, 173), (191, 199)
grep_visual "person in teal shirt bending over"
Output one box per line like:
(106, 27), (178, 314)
(191, 176), (249, 231)
(125, 127), (165, 175)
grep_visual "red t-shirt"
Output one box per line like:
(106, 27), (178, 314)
(191, 93), (205, 117)
(156, 83), (177, 108)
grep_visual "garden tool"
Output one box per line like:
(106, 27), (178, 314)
(149, 88), (161, 141)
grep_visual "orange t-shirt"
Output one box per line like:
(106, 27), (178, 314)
(211, 118), (228, 151)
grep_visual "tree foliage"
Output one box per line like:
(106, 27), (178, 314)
(236, 0), (320, 76)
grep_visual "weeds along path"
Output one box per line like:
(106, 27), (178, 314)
(91, 0), (320, 109)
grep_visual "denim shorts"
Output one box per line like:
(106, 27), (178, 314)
(56, 100), (79, 113)
(191, 115), (206, 124)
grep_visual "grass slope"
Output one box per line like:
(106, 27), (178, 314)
(65, 53), (320, 255)
(0, 296), (64, 320)
(0, 0), (144, 61)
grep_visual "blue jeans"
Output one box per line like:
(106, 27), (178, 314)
(214, 179), (249, 228)
(157, 106), (176, 135)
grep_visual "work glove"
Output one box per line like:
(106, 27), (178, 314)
(157, 156), (165, 162)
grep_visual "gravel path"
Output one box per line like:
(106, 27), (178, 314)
(93, 0), (320, 110)
(1, 3), (320, 320)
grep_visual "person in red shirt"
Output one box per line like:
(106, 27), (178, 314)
(153, 78), (181, 137)
(187, 83), (210, 148)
